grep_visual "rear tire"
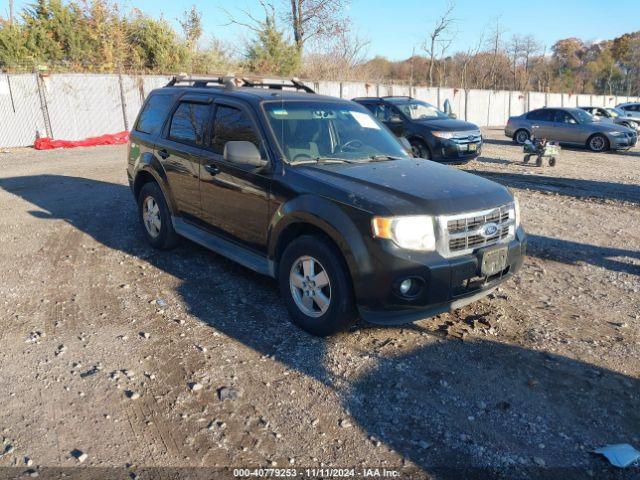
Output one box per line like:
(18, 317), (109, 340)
(278, 235), (357, 336)
(514, 129), (530, 145)
(138, 182), (180, 250)
(587, 134), (609, 152)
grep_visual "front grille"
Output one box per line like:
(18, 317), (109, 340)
(440, 205), (515, 256)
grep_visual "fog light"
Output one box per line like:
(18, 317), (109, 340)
(399, 279), (413, 295)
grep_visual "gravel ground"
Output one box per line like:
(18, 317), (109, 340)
(0, 128), (638, 480)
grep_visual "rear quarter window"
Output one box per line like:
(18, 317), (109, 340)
(135, 94), (174, 134)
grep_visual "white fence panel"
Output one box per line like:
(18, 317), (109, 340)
(142, 75), (172, 95)
(413, 87), (438, 106)
(546, 93), (563, 107)
(377, 84), (392, 97)
(121, 75), (146, 130)
(562, 93), (577, 107)
(576, 94), (590, 107)
(316, 81), (341, 97)
(509, 91), (526, 117)
(0, 74), (46, 148)
(389, 84), (410, 97)
(487, 90), (510, 126)
(528, 92), (546, 111)
(466, 89), (491, 126)
(43, 74), (124, 140)
(340, 82), (369, 99)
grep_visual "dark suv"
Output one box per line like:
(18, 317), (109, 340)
(353, 96), (482, 163)
(127, 76), (526, 336)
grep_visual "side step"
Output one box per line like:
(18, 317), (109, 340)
(172, 217), (275, 278)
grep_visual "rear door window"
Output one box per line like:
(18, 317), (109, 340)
(168, 102), (211, 146)
(211, 105), (261, 155)
(527, 110), (552, 121)
(135, 94), (174, 134)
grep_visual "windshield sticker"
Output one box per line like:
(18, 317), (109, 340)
(350, 111), (381, 129)
(271, 109), (288, 115)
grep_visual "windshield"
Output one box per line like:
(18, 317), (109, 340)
(572, 109), (594, 124)
(607, 108), (624, 117)
(391, 100), (449, 120)
(263, 101), (410, 163)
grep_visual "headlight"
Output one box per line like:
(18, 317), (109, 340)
(372, 216), (436, 251)
(510, 197), (521, 228)
(610, 131), (624, 136)
(432, 131), (455, 139)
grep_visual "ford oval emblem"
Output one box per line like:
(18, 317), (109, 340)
(481, 223), (499, 237)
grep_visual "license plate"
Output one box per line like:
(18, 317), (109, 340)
(480, 246), (508, 276)
(467, 143), (478, 152)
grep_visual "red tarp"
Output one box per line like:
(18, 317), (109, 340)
(34, 131), (130, 150)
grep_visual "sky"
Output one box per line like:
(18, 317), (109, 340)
(2, 0), (639, 60)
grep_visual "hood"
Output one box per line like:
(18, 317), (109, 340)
(592, 121), (633, 132)
(296, 159), (513, 216)
(413, 118), (480, 132)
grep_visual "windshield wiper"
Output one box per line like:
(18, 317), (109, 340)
(367, 155), (405, 162)
(291, 157), (365, 165)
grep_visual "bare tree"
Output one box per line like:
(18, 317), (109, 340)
(286, 0), (349, 51)
(422, 2), (456, 87)
(508, 34), (541, 90)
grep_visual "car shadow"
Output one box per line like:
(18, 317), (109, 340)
(481, 138), (514, 147)
(1, 174), (639, 478)
(464, 169), (640, 205)
(472, 156), (514, 166)
(527, 234), (640, 276)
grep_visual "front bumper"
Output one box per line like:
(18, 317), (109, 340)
(356, 228), (526, 325)
(432, 138), (482, 163)
(608, 133), (637, 150)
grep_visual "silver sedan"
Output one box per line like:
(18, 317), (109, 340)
(505, 107), (637, 152)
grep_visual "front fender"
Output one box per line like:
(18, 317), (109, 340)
(268, 195), (374, 293)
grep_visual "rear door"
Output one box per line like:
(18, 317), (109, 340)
(154, 95), (213, 221)
(199, 99), (271, 252)
(526, 109), (554, 138)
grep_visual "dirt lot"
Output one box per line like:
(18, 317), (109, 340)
(0, 128), (638, 479)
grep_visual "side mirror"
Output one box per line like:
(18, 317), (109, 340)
(448, 112), (457, 119)
(223, 141), (267, 168)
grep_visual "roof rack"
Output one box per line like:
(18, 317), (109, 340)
(166, 75), (236, 89)
(241, 77), (315, 94)
(382, 95), (413, 100)
(165, 75), (315, 94)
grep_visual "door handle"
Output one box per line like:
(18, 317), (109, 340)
(204, 164), (220, 176)
(158, 149), (170, 159)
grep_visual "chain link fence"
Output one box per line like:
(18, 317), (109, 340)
(1, 73), (639, 148)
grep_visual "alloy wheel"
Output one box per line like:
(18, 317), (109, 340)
(142, 196), (161, 238)
(516, 130), (529, 144)
(589, 136), (605, 152)
(289, 255), (331, 318)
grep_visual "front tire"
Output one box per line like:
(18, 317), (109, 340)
(410, 139), (431, 160)
(138, 182), (180, 249)
(278, 235), (356, 336)
(587, 134), (609, 152)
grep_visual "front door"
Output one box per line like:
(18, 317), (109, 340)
(155, 96), (213, 220)
(199, 100), (271, 253)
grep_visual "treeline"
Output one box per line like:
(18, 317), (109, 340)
(361, 34), (640, 96)
(0, 0), (639, 96)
